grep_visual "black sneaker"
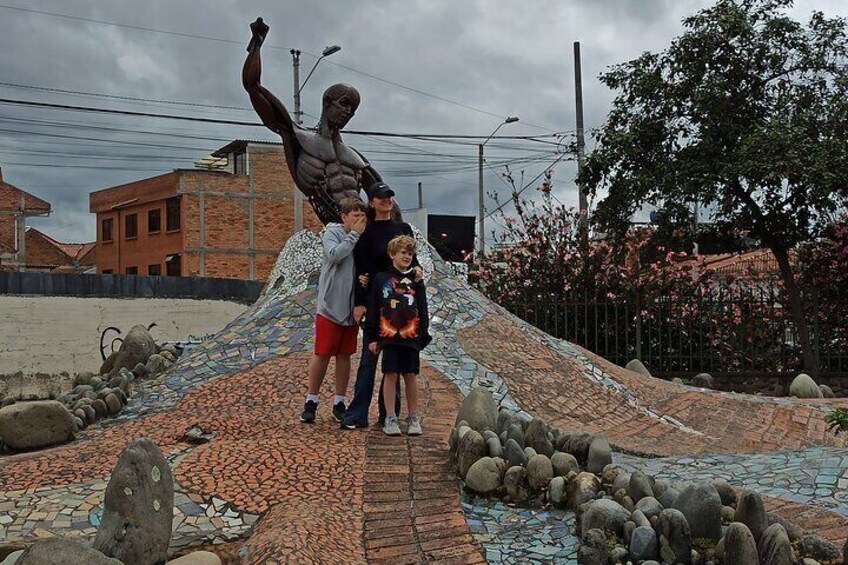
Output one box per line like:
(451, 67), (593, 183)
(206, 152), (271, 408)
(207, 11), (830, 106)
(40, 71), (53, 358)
(300, 400), (317, 424)
(332, 401), (346, 422)
(341, 417), (368, 430)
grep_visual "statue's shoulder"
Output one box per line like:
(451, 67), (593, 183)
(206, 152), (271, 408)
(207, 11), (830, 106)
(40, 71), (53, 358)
(295, 129), (334, 161)
(295, 129), (366, 168)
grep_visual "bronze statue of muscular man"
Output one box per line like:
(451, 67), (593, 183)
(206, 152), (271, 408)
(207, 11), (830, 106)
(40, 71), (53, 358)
(242, 17), (383, 224)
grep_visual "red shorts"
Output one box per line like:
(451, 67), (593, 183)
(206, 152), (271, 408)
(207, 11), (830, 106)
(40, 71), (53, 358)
(314, 314), (358, 356)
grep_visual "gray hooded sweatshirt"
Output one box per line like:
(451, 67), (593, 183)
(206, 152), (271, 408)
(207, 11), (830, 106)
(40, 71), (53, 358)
(317, 223), (361, 326)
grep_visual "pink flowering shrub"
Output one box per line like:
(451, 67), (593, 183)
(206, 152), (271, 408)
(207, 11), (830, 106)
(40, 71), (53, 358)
(472, 190), (847, 373)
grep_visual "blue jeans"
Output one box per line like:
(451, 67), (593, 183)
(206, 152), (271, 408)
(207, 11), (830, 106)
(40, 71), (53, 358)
(343, 331), (401, 426)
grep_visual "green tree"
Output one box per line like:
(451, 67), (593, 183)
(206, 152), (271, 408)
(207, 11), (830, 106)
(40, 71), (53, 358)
(581, 0), (848, 374)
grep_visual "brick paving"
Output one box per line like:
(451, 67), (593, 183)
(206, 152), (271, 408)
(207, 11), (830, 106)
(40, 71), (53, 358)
(0, 351), (484, 563)
(458, 314), (848, 457)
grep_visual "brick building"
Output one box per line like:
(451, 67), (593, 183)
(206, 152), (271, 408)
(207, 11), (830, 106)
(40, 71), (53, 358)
(89, 141), (321, 281)
(0, 169), (96, 273)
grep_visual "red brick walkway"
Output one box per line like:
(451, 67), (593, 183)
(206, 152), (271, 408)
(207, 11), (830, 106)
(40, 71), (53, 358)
(458, 315), (848, 456)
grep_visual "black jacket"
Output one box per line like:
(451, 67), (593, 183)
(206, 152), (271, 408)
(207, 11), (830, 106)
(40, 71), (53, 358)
(353, 219), (419, 307)
(366, 267), (431, 351)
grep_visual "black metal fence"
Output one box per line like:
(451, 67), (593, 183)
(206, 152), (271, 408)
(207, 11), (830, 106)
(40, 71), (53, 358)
(502, 284), (848, 374)
(0, 272), (264, 304)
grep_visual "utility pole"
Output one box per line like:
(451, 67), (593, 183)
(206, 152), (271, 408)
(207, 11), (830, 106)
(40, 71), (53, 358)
(291, 49), (304, 232)
(574, 41), (589, 236)
(417, 181), (423, 208)
(477, 117), (519, 257)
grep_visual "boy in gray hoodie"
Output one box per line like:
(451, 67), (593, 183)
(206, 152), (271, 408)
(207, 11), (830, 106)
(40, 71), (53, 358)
(300, 198), (368, 423)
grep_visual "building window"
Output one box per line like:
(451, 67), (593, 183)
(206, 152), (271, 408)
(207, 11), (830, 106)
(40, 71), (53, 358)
(148, 263), (161, 276)
(125, 266), (138, 275)
(166, 197), (180, 232)
(233, 150), (247, 175)
(102, 269), (113, 274)
(125, 213), (138, 239)
(165, 253), (181, 277)
(102, 218), (113, 242)
(148, 209), (161, 233)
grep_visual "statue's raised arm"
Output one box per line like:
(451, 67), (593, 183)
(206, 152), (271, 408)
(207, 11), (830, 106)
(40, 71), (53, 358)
(242, 18), (301, 182)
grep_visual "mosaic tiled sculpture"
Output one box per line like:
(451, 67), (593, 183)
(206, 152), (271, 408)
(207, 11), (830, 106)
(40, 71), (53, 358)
(243, 17), (383, 225)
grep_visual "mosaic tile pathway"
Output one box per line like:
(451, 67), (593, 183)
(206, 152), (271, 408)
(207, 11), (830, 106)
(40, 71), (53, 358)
(3, 230), (848, 562)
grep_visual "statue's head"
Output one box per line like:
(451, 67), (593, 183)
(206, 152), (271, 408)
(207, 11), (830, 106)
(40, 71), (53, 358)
(321, 84), (361, 129)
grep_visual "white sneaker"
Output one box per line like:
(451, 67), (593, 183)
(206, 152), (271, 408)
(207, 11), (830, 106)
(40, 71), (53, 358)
(383, 415), (401, 436)
(407, 415), (422, 436)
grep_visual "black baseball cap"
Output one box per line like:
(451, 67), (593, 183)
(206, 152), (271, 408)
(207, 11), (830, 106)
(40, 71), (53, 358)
(368, 181), (395, 199)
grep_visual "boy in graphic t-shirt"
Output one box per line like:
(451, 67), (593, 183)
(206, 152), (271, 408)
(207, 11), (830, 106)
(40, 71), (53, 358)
(365, 235), (431, 436)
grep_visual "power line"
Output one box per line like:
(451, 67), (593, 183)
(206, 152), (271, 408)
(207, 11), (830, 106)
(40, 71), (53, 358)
(0, 4), (561, 131)
(484, 153), (572, 220)
(0, 81), (253, 111)
(0, 97), (570, 141)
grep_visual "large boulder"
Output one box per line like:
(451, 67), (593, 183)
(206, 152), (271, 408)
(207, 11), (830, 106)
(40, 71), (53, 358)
(93, 438), (174, 565)
(634, 497), (663, 521)
(549, 476), (566, 506)
(789, 373), (823, 399)
(628, 470), (654, 502)
(555, 431), (593, 467)
(455, 387), (498, 432)
(734, 490), (767, 544)
(691, 373), (714, 388)
(457, 430), (486, 479)
(0, 400), (75, 450)
(18, 539), (122, 565)
(167, 552), (222, 565)
(504, 438), (527, 468)
(629, 525), (658, 561)
(524, 419), (554, 457)
(145, 354), (169, 376)
(580, 498), (630, 538)
(526, 454), (553, 491)
(108, 325), (157, 377)
(465, 457), (502, 494)
(567, 472), (601, 511)
(673, 482), (723, 541)
(759, 523), (794, 565)
(625, 359), (652, 377)
(656, 508), (691, 565)
(504, 466), (531, 503)
(800, 533), (841, 561)
(586, 434), (612, 474)
(577, 529), (610, 565)
(712, 479), (737, 506)
(723, 522), (758, 565)
(551, 452), (579, 477)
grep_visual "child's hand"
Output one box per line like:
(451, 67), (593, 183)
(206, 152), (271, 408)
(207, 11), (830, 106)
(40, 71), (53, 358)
(351, 216), (367, 235)
(353, 306), (366, 324)
(413, 266), (424, 282)
(358, 274), (369, 286)
(368, 342), (379, 354)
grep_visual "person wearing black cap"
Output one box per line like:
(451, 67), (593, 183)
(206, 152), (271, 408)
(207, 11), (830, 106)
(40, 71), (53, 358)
(341, 181), (422, 429)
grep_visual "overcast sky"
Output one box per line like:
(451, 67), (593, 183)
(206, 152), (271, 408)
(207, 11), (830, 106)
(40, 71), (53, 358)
(0, 0), (845, 243)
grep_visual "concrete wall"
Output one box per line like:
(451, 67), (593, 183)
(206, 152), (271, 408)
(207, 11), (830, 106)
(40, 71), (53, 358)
(0, 296), (247, 375)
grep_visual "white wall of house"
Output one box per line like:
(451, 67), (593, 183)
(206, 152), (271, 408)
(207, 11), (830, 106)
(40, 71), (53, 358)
(0, 296), (247, 375)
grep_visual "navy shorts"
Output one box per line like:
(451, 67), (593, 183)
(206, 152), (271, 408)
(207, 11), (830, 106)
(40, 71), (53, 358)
(381, 345), (420, 375)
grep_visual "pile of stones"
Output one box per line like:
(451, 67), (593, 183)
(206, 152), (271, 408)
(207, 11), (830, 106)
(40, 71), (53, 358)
(449, 387), (846, 564)
(626, 359), (837, 399)
(1, 438), (221, 565)
(0, 325), (182, 452)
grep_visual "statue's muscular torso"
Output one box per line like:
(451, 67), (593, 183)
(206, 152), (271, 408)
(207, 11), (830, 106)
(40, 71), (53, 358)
(294, 128), (367, 202)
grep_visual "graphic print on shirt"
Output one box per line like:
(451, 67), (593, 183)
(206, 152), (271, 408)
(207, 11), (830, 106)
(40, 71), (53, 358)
(378, 275), (420, 339)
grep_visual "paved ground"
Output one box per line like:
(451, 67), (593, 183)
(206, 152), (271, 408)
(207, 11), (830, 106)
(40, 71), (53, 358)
(3, 234), (848, 562)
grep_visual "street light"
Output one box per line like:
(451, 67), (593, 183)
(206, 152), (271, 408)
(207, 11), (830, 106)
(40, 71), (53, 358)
(478, 116), (519, 256)
(291, 44), (341, 230)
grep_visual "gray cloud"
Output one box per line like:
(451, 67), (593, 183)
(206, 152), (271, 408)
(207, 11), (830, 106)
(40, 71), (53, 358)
(0, 0), (844, 242)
